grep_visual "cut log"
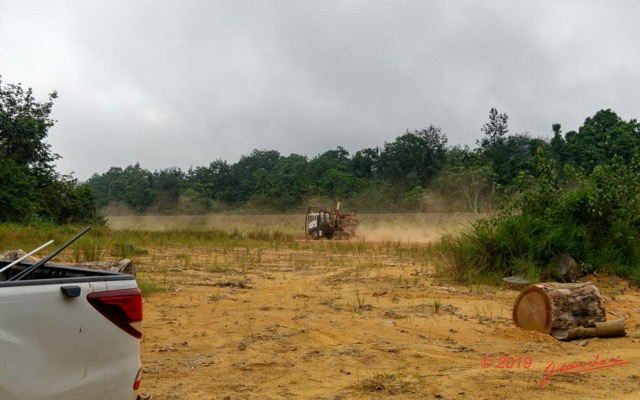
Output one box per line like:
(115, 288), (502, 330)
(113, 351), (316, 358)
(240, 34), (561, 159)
(512, 282), (624, 340)
(78, 259), (136, 276)
(0, 249), (38, 264)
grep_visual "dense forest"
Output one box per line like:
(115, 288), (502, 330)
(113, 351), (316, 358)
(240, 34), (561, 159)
(84, 107), (640, 217)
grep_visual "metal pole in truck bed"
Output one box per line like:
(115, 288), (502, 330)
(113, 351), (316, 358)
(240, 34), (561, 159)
(8, 227), (92, 281)
(0, 240), (55, 274)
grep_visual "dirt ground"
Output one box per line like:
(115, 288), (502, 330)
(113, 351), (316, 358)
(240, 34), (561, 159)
(127, 215), (640, 400)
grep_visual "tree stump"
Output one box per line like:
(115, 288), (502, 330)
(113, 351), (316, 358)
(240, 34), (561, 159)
(512, 282), (625, 340)
(503, 275), (536, 290)
(553, 254), (579, 282)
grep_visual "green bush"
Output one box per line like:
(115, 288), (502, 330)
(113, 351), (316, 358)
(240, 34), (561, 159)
(436, 149), (640, 283)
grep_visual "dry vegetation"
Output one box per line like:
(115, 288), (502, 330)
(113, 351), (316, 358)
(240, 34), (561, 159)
(106, 213), (483, 243)
(91, 215), (640, 398)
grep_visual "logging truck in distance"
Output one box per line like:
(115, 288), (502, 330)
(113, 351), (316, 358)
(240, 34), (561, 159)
(305, 200), (359, 240)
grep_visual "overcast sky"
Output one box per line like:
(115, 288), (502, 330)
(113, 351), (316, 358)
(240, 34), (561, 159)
(2, 0), (639, 180)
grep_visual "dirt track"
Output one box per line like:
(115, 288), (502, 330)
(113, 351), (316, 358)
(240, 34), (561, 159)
(134, 234), (640, 399)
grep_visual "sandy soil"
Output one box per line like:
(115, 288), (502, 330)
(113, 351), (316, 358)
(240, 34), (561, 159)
(129, 217), (640, 400)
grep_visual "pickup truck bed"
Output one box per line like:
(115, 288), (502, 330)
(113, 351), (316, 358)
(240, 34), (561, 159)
(0, 261), (146, 400)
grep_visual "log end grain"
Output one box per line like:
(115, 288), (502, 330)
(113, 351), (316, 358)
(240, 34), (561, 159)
(513, 285), (552, 333)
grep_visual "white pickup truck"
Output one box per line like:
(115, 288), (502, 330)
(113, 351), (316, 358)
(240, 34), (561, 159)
(0, 228), (149, 400)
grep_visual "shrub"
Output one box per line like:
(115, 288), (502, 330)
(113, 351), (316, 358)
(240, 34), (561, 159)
(436, 149), (640, 283)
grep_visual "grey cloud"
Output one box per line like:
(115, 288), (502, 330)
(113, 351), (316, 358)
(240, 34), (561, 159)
(1, 0), (639, 179)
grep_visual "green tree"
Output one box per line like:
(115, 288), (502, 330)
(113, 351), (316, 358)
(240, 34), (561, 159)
(85, 164), (154, 213)
(0, 159), (36, 222)
(379, 125), (448, 187)
(564, 109), (640, 172)
(187, 160), (235, 203)
(268, 154), (309, 209)
(0, 76), (99, 224)
(0, 77), (59, 173)
(317, 169), (364, 199)
(478, 109), (547, 186)
(56, 182), (100, 224)
(151, 167), (186, 212)
(307, 146), (351, 178)
(404, 185), (427, 212)
(350, 147), (379, 179)
(433, 146), (495, 213)
(549, 123), (566, 163)
(480, 108), (508, 144)
(231, 149), (282, 204)
(496, 134), (548, 185)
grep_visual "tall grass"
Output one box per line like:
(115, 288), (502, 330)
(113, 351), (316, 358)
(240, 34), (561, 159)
(0, 223), (374, 261)
(436, 215), (582, 283)
(136, 276), (166, 297)
(245, 228), (293, 242)
(0, 225), (114, 263)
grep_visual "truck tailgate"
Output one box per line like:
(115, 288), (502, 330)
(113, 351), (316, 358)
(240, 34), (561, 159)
(0, 278), (140, 400)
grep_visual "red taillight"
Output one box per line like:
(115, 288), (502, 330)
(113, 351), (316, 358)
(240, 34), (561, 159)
(87, 288), (143, 339)
(133, 367), (142, 390)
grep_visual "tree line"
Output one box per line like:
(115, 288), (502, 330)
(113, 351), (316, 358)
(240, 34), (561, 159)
(86, 108), (639, 216)
(2, 76), (639, 223)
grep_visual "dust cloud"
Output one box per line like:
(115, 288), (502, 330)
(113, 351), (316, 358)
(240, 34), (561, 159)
(106, 213), (484, 243)
(355, 213), (484, 244)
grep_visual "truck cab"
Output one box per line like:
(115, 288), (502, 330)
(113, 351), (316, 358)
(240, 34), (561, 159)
(306, 209), (336, 239)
